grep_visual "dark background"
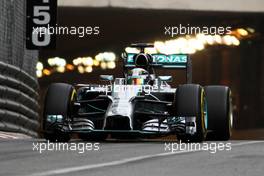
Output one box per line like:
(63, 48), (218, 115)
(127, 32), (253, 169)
(39, 7), (264, 129)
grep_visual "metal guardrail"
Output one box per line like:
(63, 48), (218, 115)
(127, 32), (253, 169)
(0, 61), (39, 137)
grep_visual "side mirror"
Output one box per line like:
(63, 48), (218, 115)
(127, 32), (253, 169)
(100, 75), (114, 81)
(158, 76), (172, 82)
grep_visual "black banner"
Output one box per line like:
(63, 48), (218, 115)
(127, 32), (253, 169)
(26, 0), (57, 49)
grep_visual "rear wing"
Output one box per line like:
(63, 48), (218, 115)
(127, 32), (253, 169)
(123, 53), (192, 83)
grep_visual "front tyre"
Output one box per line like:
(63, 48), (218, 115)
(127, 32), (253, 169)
(43, 83), (75, 142)
(174, 84), (207, 142)
(205, 86), (232, 140)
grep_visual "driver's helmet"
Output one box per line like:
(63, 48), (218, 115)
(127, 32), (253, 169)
(127, 68), (148, 85)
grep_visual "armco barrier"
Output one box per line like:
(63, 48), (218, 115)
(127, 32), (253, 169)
(0, 61), (39, 137)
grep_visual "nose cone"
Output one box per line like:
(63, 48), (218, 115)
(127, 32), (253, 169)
(103, 86), (136, 130)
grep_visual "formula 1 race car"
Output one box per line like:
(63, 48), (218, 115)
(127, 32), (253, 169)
(42, 43), (233, 142)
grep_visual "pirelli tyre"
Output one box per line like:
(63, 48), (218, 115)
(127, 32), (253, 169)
(174, 84), (207, 142)
(43, 83), (76, 142)
(205, 86), (232, 141)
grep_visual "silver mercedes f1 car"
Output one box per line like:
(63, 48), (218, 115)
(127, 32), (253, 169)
(42, 43), (233, 142)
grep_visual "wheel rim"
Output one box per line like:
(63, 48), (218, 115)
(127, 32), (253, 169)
(200, 89), (207, 138)
(204, 98), (208, 130)
(228, 91), (233, 136)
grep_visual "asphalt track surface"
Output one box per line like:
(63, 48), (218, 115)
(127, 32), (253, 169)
(0, 137), (263, 176)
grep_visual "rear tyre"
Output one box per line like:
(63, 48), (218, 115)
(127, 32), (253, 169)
(205, 86), (232, 140)
(174, 84), (207, 142)
(43, 83), (75, 142)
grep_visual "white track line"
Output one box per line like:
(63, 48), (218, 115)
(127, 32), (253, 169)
(0, 133), (18, 139)
(0, 132), (30, 139)
(0, 134), (9, 139)
(28, 141), (264, 176)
